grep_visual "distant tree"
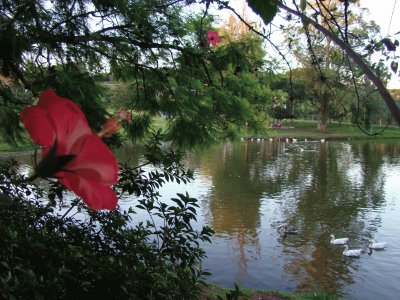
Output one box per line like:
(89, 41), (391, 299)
(235, 0), (400, 127)
(268, 104), (295, 127)
(389, 89), (400, 102)
(218, 7), (258, 43)
(269, 73), (309, 117)
(285, 0), (384, 131)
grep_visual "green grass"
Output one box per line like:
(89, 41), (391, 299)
(198, 281), (290, 300)
(152, 117), (400, 140)
(151, 115), (169, 131)
(266, 120), (400, 140)
(198, 281), (336, 300)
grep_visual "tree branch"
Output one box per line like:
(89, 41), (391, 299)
(270, 0), (400, 125)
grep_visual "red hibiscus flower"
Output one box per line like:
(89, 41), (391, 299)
(20, 89), (119, 210)
(207, 30), (221, 47)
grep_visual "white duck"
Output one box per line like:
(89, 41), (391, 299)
(343, 245), (362, 257)
(368, 239), (386, 250)
(330, 234), (349, 245)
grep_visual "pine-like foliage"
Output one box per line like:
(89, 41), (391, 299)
(0, 0), (281, 147)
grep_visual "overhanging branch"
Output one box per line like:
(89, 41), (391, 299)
(270, 0), (400, 125)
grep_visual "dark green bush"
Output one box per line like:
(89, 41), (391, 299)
(0, 134), (213, 299)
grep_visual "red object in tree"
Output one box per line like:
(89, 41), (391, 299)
(207, 30), (221, 47)
(20, 89), (119, 210)
(98, 117), (122, 138)
(117, 108), (132, 123)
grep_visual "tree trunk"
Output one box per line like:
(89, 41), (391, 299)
(325, 37), (331, 69)
(317, 36), (331, 133)
(318, 96), (329, 133)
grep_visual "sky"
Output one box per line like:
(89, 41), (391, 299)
(214, 0), (400, 88)
(362, 0), (400, 88)
(361, 0), (399, 36)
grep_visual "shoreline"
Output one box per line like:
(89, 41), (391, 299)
(199, 281), (332, 300)
(241, 135), (400, 142)
(1, 134), (399, 157)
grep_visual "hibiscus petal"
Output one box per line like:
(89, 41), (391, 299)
(39, 89), (88, 123)
(66, 134), (119, 184)
(20, 106), (55, 147)
(59, 173), (118, 210)
(38, 89), (92, 154)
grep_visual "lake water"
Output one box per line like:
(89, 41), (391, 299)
(116, 140), (400, 299)
(4, 139), (400, 299)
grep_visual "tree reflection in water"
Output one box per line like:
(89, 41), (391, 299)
(191, 140), (400, 298)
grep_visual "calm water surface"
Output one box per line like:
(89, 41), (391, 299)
(117, 140), (400, 299)
(5, 140), (400, 299)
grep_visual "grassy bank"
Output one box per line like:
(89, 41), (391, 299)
(199, 281), (336, 300)
(154, 117), (400, 141)
(264, 120), (400, 140)
(1, 119), (399, 154)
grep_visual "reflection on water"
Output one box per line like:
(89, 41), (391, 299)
(155, 140), (400, 299)
(2, 140), (400, 299)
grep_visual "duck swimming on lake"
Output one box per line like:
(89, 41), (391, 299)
(330, 234), (349, 245)
(343, 245), (362, 257)
(283, 224), (299, 235)
(368, 239), (386, 250)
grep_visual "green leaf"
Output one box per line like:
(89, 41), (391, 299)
(247, 0), (278, 25)
(391, 61), (398, 74)
(300, 0), (307, 11)
(302, 19), (309, 27)
(381, 38), (396, 51)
